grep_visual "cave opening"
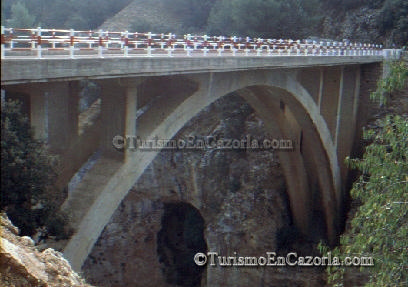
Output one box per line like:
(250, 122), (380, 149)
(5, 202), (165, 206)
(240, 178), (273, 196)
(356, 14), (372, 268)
(157, 202), (207, 287)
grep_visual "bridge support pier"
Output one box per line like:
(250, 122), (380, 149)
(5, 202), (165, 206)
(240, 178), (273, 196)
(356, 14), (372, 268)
(320, 67), (341, 141)
(99, 78), (141, 161)
(45, 82), (79, 153)
(29, 89), (48, 141)
(100, 80), (126, 160)
(335, 66), (360, 194)
(4, 81), (79, 153)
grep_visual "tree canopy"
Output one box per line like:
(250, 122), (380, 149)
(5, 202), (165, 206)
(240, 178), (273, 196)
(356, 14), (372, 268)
(1, 99), (69, 238)
(1, 0), (407, 46)
(320, 61), (408, 286)
(2, 0), (132, 29)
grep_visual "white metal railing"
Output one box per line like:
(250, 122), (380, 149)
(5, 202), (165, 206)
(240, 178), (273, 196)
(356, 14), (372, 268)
(1, 26), (384, 59)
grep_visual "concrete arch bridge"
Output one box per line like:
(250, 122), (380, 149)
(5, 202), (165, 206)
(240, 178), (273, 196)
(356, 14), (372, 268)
(2, 32), (394, 282)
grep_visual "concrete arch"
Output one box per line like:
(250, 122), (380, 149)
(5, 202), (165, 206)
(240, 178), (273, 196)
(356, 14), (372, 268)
(240, 85), (339, 242)
(64, 69), (341, 271)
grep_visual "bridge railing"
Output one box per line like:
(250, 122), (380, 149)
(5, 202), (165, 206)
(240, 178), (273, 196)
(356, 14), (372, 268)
(1, 26), (383, 59)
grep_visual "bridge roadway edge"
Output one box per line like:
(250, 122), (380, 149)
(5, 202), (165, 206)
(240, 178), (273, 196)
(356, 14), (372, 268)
(1, 56), (382, 85)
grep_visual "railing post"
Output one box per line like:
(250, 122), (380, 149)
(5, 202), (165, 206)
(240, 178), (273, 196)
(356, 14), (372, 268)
(1, 26), (5, 58)
(217, 46), (223, 56)
(203, 46), (209, 56)
(69, 29), (75, 58)
(202, 35), (209, 56)
(217, 36), (223, 56)
(98, 30), (104, 58)
(37, 27), (42, 59)
(186, 46), (192, 57)
(146, 32), (152, 57)
(256, 48), (262, 56)
(87, 30), (92, 49)
(124, 30), (129, 57)
(167, 46), (173, 57)
(9, 28), (14, 50)
(166, 33), (173, 57)
(160, 33), (165, 50)
(266, 45), (271, 56)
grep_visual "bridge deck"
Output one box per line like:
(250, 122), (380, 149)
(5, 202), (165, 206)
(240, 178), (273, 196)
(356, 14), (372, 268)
(2, 55), (382, 85)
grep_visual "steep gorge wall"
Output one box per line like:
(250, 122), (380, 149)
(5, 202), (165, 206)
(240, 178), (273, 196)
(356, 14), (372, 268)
(81, 94), (326, 287)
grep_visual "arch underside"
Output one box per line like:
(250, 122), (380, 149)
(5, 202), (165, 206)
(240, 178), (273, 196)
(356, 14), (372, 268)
(64, 69), (341, 271)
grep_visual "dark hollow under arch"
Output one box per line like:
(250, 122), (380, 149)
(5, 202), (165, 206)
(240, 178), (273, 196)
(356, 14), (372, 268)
(157, 202), (207, 287)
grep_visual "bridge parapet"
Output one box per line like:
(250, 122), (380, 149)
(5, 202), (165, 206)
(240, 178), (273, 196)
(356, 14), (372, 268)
(1, 26), (383, 59)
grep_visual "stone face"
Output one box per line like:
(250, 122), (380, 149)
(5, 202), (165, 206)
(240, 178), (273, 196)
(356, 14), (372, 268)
(0, 213), (92, 287)
(82, 94), (326, 286)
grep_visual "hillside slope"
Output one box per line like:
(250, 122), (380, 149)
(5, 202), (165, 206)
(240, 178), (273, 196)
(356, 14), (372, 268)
(99, 0), (184, 33)
(100, 0), (406, 46)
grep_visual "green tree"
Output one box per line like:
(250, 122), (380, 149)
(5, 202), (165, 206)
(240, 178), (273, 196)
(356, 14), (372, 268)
(165, 0), (216, 31)
(378, 0), (408, 46)
(371, 61), (408, 105)
(206, 0), (321, 38)
(319, 61), (408, 286)
(7, 2), (36, 28)
(2, 0), (132, 29)
(1, 99), (69, 238)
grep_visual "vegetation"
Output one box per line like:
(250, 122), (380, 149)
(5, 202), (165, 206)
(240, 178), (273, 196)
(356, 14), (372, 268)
(1, 99), (70, 239)
(319, 61), (408, 286)
(206, 0), (322, 38)
(2, 0), (132, 29)
(166, 0), (214, 31)
(371, 61), (408, 105)
(5, 2), (35, 28)
(1, 0), (407, 46)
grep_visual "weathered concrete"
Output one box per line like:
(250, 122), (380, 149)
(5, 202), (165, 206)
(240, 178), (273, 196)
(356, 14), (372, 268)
(4, 82), (79, 153)
(1, 55), (383, 277)
(61, 66), (366, 271)
(1, 56), (382, 85)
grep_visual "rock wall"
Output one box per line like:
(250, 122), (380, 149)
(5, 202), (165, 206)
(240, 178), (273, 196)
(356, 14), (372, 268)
(0, 213), (92, 287)
(82, 94), (326, 286)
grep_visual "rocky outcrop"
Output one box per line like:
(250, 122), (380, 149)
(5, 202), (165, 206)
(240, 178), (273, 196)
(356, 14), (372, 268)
(0, 213), (93, 287)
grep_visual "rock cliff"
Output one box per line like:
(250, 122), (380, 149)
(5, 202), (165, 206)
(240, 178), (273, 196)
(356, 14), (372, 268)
(0, 213), (92, 287)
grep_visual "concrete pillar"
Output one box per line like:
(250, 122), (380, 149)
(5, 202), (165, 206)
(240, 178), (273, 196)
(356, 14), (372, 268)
(46, 81), (79, 153)
(318, 68), (324, 109)
(335, 66), (359, 181)
(100, 79), (126, 160)
(320, 67), (341, 141)
(30, 91), (48, 141)
(99, 78), (142, 160)
(335, 66), (345, 146)
(13, 82), (79, 153)
(125, 84), (138, 162)
(298, 68), (321, 105)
